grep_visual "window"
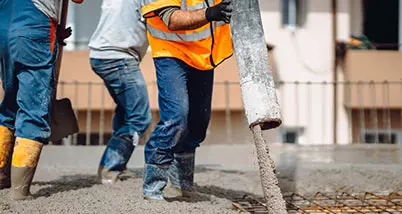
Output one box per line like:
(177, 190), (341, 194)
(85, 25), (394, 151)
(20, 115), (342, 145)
(361, 129), (402, 144)
(363, 0), (399, 50)
(278, 127), (304, 144)
(281, 0), (306, 29)
(283, 131), (298, 143)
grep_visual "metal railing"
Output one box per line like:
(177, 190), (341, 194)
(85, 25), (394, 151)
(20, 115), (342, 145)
(51, 80), (402, 145)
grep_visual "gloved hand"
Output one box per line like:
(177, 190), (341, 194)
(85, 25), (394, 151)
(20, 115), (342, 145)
(205, 0), (232, 23)
(57, 26), (72, 46)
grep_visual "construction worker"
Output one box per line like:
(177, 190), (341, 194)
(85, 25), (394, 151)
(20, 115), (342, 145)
(140, 0), (233, 200)
(0, 0), (83, 200)
(88, 0), (152, 184)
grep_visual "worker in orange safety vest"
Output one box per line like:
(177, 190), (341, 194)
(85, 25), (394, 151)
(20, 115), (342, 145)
(140, 0), (233, 200)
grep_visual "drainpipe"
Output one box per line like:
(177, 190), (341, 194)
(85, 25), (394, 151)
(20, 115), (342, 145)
(399, 0), (402, 51)
(332, 0), (338, 144)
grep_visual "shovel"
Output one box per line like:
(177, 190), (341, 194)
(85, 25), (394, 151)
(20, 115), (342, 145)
(49, 0), (79, 142)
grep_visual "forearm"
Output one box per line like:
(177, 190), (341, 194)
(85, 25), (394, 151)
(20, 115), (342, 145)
(168, 9), (209, 31)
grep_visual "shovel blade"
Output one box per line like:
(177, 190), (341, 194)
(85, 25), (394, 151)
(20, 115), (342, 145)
(49, 98), (79, 142)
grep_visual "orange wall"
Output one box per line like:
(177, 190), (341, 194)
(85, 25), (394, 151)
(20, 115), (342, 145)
(344, 50), (402, 108)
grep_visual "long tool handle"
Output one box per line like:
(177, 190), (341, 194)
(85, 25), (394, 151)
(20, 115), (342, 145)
(54, 0), (69, 97)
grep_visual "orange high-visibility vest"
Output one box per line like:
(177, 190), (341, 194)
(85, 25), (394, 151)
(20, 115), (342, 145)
(141, 0), (233, 71)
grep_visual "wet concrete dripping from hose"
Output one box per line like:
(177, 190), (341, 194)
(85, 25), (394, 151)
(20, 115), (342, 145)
(251, 125), (287, 213)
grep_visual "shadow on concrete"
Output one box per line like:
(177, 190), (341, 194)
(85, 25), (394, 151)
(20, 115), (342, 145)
(163, 183), (260, 204)
(165, 166), (263, 203)
(30, 163), (295, 202)
(32, 174), (98, 198)
(119, 168), (143, 181)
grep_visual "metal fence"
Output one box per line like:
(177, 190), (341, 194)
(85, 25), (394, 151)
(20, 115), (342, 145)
(52, 80), (402, 146)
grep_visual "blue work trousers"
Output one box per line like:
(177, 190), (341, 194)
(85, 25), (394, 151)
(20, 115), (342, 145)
(0, 0), (57, 143)
(144, 57), (213, 165)
(90, 58), (151, 171)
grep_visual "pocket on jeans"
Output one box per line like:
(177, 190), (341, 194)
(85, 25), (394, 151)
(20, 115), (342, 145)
(90, 59), (122, 89)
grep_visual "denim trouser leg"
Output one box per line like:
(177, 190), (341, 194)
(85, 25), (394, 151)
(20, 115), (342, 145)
(90, 58), (151, 182)
(5, 0), (57, 143)
(168, 61), (213, 191)
(0, 0), (18, 131)
(143, 58), (213, 198)
(144, 58), (213, 165)
(90, 58), (151, 138)
(173, 64), (213, 154)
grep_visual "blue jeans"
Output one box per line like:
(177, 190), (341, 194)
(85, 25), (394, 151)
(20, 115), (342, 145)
(0, 0), (57, 143)
(90, 58), (151, 171)
(144, 58), (213, 165)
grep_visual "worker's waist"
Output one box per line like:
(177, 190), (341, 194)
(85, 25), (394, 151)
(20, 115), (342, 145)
(150, 49), (213, 71)
(148, 39), (232, 71)
(89, 48), (141, 61)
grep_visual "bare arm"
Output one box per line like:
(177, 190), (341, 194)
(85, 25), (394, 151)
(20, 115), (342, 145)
(159, 0), (232, 31)
(168, 9), (208, 31)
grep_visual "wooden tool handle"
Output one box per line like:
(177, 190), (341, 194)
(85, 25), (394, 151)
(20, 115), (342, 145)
(54, 0), (69, 94)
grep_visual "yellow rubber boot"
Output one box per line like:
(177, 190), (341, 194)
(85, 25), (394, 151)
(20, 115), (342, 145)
(0, 126), (14, 189)
(11, 138), (43, 200)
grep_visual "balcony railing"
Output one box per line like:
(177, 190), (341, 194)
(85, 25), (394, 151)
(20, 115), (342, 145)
(48, 80), (402, 146)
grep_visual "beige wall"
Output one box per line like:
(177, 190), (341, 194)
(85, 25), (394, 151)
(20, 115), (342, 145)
(345, 50), (402, 108)
(259, 0), (352, 144)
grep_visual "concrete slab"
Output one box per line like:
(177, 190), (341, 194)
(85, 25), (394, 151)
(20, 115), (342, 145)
(1, 144), (401, 213)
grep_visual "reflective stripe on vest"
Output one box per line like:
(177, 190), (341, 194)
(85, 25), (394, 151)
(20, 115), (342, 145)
(147, 20), (226, 42)
(181, 1), (208, 10)
(143, 0), (211, 11)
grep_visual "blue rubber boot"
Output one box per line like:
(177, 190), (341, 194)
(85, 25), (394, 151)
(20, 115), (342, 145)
(98, 135), (135, 184)
(168, 153), (195, 196)
(143, 163), (169, 200)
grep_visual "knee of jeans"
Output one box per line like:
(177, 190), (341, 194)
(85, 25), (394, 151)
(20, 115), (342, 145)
(161, 116), (187, 131)
(174, 111), (189, 129)
(158, 117), (188, 145)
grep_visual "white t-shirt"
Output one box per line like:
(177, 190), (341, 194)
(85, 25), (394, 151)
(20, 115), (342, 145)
(88, 0), (149, 61)
(32, 0), (60, 22)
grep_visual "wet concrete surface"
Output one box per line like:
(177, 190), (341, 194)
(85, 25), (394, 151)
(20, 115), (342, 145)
(0, 143), (401, 213)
